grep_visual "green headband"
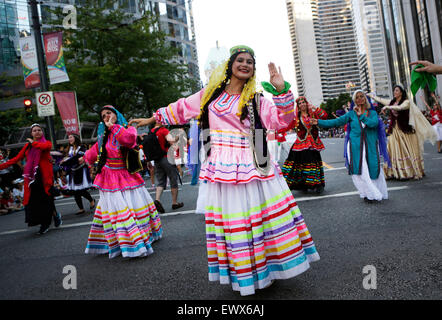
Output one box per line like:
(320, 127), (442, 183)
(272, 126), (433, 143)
(230, 45), (255, 57)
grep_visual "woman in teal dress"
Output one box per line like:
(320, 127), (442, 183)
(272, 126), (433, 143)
(311, 90), (390, 202)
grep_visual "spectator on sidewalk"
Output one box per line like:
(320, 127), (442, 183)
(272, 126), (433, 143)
(11, 178), (24, 210)
(148, 120), (183, 213)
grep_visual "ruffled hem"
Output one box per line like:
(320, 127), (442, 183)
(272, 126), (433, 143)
(92, 167), (145, 192)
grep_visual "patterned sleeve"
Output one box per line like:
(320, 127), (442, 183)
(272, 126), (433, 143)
(110, 124), (137, 148)
(259, 91), (295, 130)
(314, 107), (328, 119)
(84, 142), (99, 165)
(154, 89), (205, 125)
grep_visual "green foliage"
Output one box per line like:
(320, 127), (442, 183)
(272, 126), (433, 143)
(321, 93), (352, 119)
(47, 0), (199, 118)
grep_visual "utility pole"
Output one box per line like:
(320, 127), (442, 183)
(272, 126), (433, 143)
(29, 0), (57, 150)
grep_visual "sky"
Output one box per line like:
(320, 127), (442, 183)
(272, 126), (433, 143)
(192, 0), (297, 95)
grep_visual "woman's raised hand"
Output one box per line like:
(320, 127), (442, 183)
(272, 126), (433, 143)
(128, 117), (155, 128)
(268, 62), (285, 92)
(104, 113), (117, 128)
(354, 106), (362, 116)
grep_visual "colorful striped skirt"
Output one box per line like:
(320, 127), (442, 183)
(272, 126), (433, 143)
(282, 149), (325, 190)
(85, 186), (162, 258)
(201, 174), (320, 296)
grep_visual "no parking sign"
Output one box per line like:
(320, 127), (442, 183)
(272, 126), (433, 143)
(36, 91), (55, 117)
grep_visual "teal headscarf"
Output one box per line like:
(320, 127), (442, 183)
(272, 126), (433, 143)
(97, 105), (128, 158)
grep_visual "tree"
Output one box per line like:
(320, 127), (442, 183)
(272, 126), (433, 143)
(47, 0), (198, 119)
(321, 93), (352, 119)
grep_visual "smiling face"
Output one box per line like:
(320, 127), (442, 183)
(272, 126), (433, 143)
(355, 92), (366, 107)
(68, 134), (75, 145)
(230, 52), (255, 81)
(298, 99), (308, 112)
(31, 126), (43, 140)
(393, 87), (403, 101)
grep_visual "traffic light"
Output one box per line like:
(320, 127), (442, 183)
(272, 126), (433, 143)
(24, 98), (33, 119)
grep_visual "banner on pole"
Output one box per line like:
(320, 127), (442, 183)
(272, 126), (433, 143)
(54, 91), (80, 136)
(43, 31), (70, 85)
(19, 36), (40, 89)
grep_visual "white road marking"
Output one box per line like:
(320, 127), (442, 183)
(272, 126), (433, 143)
(0, 185), (420, 236)
(324, 166), (347, 171)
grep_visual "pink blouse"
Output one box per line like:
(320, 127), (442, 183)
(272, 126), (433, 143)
(84, 124), (145, 192)
(155, 89), (295, 184)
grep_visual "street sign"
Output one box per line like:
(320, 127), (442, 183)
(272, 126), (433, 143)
(36, 91), (55, 117)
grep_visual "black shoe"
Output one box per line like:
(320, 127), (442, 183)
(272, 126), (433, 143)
(315, 186), (324, 194)
(172, 202), (184, 210)
(37, 225), (50, 235)
(154, 200), (165, 213)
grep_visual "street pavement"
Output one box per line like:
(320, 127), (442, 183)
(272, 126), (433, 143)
(0, 138), (441, 300)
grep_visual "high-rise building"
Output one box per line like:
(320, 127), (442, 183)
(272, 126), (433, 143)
(0, 0), (31, 76)
(286, 0), (361, 106)
(352, 0), (391, 97)
(286, 0), (323, 106)
(377, 0), (442, 106)
(140, 0), (200, 83)
(203, 41), (229, 85)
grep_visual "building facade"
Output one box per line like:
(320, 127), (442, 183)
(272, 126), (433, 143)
(377, 0), (442, 106)
(140, 0), (200, 82)
(352, 0), (391, 97)
(286, 0), (361, 106)
(0, 0), (31, 76)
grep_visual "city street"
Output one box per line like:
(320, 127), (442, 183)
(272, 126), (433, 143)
(0, 138), (441, 300)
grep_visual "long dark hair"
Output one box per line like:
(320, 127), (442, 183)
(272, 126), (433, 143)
(69, 134), (82, 148)
(389, 85), (408, 106)
(388, 85), (414, 134)
(96, 107), (117, 174)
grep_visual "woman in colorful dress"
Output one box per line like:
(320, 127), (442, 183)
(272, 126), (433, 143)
(81, 105), (162, 258)
(311, 90), (390, 202)
(368, 85), (436, 180)
(282, 96), (328, 193)
(0, 124), (62, 234)
(130, 45), (320, 296)
(421, 94), (442, 153)
(61, 134), (95, 215)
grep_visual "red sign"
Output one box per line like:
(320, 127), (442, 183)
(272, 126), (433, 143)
(53, 92), (80, 136)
